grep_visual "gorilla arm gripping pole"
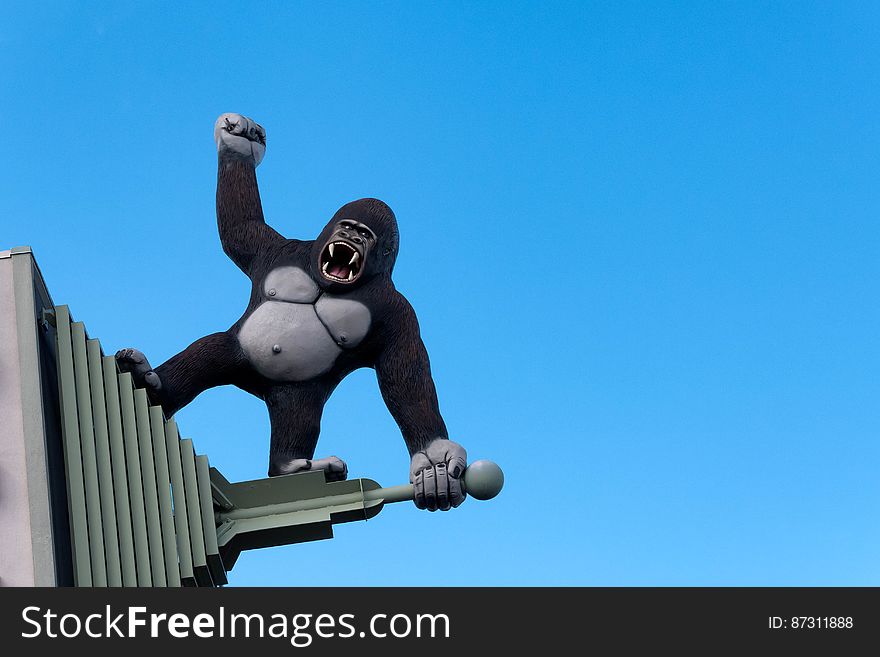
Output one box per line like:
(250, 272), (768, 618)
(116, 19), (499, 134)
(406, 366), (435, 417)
(210, 460), (504, 570)
(364, 459), (505, 504)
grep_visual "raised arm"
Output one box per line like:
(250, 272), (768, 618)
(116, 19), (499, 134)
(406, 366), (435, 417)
(375, 297), (467, 511)
(214, 113), (284, 275)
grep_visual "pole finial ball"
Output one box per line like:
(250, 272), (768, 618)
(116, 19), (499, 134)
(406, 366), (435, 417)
(462, 460), (504, 501)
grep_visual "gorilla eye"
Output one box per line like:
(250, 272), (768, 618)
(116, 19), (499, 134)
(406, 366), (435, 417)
(358, 229), (372, 239)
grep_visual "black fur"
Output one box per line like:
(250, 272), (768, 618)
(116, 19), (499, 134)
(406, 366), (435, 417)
(138, 156), (447, 476)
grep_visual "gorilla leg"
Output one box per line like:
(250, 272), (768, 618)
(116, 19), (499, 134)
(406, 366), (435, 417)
(265, 383), (347, 481)
(119, 332), (250, 417)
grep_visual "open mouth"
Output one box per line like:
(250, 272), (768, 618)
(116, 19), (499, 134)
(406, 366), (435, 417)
(320, 241), (362, 283)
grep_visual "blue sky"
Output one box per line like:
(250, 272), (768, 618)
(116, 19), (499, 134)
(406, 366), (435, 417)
(2, 2), (878, 585)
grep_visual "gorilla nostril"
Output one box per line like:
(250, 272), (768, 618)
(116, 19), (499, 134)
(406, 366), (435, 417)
(339, 231), (349, 238)
(352, 237), (362, 244)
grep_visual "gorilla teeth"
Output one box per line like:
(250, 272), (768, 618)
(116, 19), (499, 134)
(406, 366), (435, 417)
(321, 242), (361, 282)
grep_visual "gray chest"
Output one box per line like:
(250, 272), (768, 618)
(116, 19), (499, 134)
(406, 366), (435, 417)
(237, 266), (372, 382)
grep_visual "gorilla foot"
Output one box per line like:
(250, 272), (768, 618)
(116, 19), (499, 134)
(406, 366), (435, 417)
(115, 348), (163, 393)
(270, 455), (348, 481)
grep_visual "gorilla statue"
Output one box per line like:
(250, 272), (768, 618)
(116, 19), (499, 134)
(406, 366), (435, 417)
(117, 113), (467, 512)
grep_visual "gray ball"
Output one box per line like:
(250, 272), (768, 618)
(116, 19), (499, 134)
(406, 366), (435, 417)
(462, 460), (504, 501)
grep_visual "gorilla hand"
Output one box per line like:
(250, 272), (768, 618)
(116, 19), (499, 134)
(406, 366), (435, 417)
(214, 113), (266, 166)
(115, 348), (162, 393)
(409, 438), (467, 511)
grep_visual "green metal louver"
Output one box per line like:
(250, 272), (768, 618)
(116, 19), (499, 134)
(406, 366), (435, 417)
(54, 305), (226, 587)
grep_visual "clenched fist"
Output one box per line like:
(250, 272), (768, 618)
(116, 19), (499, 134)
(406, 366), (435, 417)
(214, 113), (266, 166)
(409, 438), (468, 511)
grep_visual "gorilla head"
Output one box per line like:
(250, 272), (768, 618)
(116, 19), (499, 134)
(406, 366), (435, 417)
(312, 198), (399, 289)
